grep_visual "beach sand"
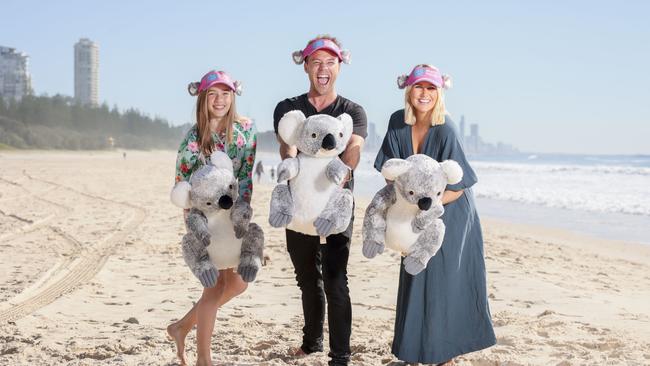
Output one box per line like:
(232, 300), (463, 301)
(0, 150), (649, 365)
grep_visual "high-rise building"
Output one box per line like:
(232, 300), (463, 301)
(459, 115), (466, 144)
(0, 46), (32, 101)
(470, 123), (478, 139)
(367, 122), (377, 149)
(364, 121), (385, 151)
(469, 123), (479, 152)
(74, 38), (99, 106)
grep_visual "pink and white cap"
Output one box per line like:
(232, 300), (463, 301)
(188, 70), (242, 96)
(397, 65), (452, 90)
(292, 38), (351, 65)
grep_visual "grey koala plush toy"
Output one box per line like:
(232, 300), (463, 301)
(269, 110), (354, 237)
(362, 154), (463, 275)
(170, 151), (264, 287)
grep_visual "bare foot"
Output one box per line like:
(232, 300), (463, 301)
(437, 360), (455, 366)
(196, 357), (213, 366)
(166, 323), (188, 366)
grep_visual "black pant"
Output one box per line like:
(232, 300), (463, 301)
(286, 217), (353, 366)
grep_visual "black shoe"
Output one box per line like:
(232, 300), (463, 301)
(328, 352), (350, 366)
(328, 362), (348, 366)
(301, 344), (323, 355)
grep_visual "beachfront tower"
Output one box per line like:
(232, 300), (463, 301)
(0, 46), (32, 101)
(74, 38), (99, 106)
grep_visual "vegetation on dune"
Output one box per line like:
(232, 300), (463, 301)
(0, 94), (189, 150)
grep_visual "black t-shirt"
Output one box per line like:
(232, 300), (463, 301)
(273, 93), (368, 138)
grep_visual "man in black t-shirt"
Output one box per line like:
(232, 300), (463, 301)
(272, 35), (367, 366)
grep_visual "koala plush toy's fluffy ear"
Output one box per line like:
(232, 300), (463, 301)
(278, 110), (306, 146)
(337, 113), (353, 143)
(440, 160), (463, 185)
(209, 151), (234, 172)
(170, 181), (192, 209)
(381, 158), (413, 181)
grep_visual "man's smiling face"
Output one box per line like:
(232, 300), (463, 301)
(304, 49), (340, 96)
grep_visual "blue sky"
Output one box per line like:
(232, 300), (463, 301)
(3, 0), (649, 154)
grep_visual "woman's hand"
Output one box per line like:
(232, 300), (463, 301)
(442, 190), (463, 205)
(384, 179), (462, 205)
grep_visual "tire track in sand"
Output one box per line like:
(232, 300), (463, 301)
(0, 172), (147, 322)
(0, 175), (71, 242)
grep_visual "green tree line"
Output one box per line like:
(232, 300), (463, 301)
(0, 94), (189, 150)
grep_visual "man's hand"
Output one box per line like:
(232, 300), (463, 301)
(279, 139), (297, 160)
(340, 134), (364, 170)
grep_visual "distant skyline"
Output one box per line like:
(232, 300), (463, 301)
(3, 0), (649, 154)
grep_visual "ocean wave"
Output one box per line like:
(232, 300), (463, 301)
(472, 162), (650, 176)
(473, 190), (650, 216)
(472, 162), (650, 216)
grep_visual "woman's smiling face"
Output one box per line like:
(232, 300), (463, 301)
(206, 84), (232, 119)
(409, 81), (438, 116)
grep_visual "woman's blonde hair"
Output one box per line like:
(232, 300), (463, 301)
(195, 88), (241, 155)
(404, 85), (447, 126)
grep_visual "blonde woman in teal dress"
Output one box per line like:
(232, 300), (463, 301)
(167, 70), (257, 366)
(375, 65), (495, 365)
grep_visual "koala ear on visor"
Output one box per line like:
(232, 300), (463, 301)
(396, 75), (408, 89)
(442, 74), (453, 90)
(187, 82), (200, 96)
(292, 50), (305, 65)
(340, 49), (351, 64)
(233, 80), (243, 96)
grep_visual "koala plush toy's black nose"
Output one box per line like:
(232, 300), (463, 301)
(418, 197), (432, 211)
(321, 133), (336, 150)
(218, 195), (233, 209)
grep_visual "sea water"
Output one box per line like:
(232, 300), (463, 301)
(257, 151), (650, 244)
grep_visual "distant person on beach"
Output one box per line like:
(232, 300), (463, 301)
(374, 64), (496, 365)
(270, 165), (276, 181)
(167, 70), (257, 366)
(272, 35), (367, 366)
(254, 160), (264, 182)
(123, 152), (126, 159)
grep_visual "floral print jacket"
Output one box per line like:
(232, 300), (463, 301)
(174, 119), (257, 201)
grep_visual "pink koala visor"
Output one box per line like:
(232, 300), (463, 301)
(404, 66), (443, 88)
(397, 65), (452, 90)
(188, 70), (242, 96)
(292, 39), (351, 65)
(303, 39), (342, 60)
(199, 71), (235, 92)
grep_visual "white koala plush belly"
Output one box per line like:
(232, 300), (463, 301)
(385, 196), (421, 254)
(287, 154), (337, 236)
(205, 209), (242, 269)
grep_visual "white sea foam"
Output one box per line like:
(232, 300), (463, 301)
(472, 161), (650, 216)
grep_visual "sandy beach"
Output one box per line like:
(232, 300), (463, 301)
(0, 150), (649, 365)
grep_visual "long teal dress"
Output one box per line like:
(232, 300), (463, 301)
(374, 110), (496, 364)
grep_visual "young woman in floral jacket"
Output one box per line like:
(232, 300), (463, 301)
(167, 70), (257, 366)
